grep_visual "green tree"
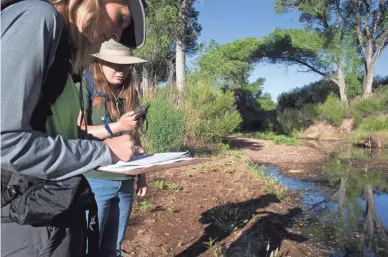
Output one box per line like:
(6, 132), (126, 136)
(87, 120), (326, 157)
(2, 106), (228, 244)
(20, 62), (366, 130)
(134, 0), (177, 94)
(175, 0), (201, 91)
(198, 38), (262, 89)
(134, 0), (201, 93)
(277, 79), (339, 112)
(347, 0), (388, 97)
(197, 39), (277, 130)
(262, 0), (363, 102)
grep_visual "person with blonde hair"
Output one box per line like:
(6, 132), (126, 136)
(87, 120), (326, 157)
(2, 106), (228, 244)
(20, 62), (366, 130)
(1, 0), (146, 256)
(79, 39), (148, 257)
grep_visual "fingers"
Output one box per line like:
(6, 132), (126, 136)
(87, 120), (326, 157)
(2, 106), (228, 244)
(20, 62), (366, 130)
(135, 146), (145, 154)
(121, 111), (135, 118)
(137, 187), (147, 197)
(129, 144), (137, 160)
(104, 134), (136, 163)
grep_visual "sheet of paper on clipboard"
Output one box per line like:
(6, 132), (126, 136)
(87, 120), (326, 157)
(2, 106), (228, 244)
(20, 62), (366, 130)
(98, 151), (194, 173)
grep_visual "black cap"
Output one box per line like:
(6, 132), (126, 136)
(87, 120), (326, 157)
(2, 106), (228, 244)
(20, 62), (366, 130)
(119, 0), (147, 49)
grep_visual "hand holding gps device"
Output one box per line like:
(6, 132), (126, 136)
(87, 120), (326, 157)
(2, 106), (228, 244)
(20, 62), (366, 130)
(132, 104), (150, 121)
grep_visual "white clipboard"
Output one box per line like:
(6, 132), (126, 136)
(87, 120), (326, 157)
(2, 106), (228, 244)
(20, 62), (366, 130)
(97, 151), (206, 175)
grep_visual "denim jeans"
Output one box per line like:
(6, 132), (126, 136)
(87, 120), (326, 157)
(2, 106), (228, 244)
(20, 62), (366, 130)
(87, 178), (134, 257)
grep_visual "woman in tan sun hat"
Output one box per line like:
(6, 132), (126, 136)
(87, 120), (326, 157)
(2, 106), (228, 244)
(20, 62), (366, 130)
(78, 39), (148, 257)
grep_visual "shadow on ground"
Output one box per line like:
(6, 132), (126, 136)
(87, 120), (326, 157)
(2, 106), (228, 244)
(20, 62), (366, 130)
(175, 194), (306, 257)
(228, 137), (265, 151)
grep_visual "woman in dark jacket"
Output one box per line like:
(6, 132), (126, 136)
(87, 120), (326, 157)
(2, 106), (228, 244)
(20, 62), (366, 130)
(1, 0), (146, 256)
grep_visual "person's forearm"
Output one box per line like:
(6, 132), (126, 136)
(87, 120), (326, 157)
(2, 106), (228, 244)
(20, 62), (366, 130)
(81, 122), (123, 140)
(1, 132), (112, 181)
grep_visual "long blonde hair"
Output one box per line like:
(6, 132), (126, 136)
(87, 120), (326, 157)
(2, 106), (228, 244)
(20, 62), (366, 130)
(51, 0), (127, 72)
(92, 63), (138, 121)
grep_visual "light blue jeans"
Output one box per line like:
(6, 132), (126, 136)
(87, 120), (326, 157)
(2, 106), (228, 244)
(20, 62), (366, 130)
(87, 178), (135, 257)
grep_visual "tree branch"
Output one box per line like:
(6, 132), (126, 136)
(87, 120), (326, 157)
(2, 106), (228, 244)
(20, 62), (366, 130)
(286, 56), (328, 78)
(322, 9), (330, 31)
(334, 0), (340, 29)
(377, 30), (388, 46)
(357, 0), (367, 56)
(372, 0), (383, 36)
(373, 48), (382, 66)
(364, 0), (372, 41)
(373, 40), (388, 64)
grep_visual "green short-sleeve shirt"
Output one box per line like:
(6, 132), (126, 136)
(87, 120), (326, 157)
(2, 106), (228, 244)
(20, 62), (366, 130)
(77, 77), (134, 180)
(45, 75), (81, 139)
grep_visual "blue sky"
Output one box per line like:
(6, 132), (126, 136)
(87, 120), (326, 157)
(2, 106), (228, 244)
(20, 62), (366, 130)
(189, 0), (388, 101)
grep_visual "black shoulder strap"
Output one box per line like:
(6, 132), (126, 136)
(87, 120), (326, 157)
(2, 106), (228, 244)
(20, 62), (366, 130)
(83, 71), (97, 105)
(0, 0), (20, 10)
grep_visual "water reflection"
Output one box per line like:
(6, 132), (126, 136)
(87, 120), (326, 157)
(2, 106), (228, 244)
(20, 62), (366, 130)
(261, 151), (388, 257)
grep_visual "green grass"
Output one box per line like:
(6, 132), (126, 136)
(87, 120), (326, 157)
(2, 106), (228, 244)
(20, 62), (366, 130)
(150, 179), (165, 190)
(247, 163), (286, 199)
(239, 132), (298, 146)
(150, 180), (183, 191)
(272, 135), (297, 146)
(140, 200), (151, 211)
(247, 163), (266, 178)
(167, 205), (176, 213)
(217, 142), (231, 152)
(358, 116), (388, 132)
(166, 183), (183, 191)
(203, 237), (225, 257)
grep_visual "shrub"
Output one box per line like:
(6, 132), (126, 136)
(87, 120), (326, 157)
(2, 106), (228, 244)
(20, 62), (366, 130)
(352, 97), (385, 116)
(350, 93), (388, 127)
(277, 108), (300, 135)
(184, 81), (242, 144)
(317, 95), (349, 126)
(358, 116), (388, 132)
(141, 88), (185, 152)
(246, 131), (276, 140)
(244, 132), (297, 146)
(272, 135), (297, 146)
(277, 104), (317, 135)
(277, 79), (338, 112)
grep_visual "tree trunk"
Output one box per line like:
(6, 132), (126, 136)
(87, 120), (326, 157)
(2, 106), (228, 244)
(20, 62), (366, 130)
(141, 64), (150, 96)
(363, 184), (388, 244)
(362, 42), (376, 98)
(167, 60), (175, 86)
(332, 175), (348, 211)
(363, 63), (375, 98)
(176, 38), (185, 92)
(337, 65), (347, 102)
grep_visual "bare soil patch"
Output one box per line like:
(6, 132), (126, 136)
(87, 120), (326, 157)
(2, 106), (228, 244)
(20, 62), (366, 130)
(121, 148), (328, 256)
(229, 137), (328, 180)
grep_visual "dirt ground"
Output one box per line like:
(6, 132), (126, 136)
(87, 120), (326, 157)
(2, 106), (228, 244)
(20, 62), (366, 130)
(121, 138), (333, 257)
(230, 137), (329, 180)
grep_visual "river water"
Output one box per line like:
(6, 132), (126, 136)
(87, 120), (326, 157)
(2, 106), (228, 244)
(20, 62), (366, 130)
(261, 143), (388, 257)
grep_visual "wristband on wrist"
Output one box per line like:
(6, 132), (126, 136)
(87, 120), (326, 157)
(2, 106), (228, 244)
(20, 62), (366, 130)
(102, 116), (115, 138)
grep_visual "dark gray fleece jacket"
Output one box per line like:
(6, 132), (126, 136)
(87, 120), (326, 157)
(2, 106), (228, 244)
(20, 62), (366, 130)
(1, 0), (113, 181)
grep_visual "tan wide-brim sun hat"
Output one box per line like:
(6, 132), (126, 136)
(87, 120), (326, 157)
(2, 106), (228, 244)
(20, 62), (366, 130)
(92, 39), (148, 65)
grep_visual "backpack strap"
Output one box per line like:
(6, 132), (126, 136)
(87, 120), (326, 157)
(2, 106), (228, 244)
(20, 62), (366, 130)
(1, 170), (16, 207)
(82, 71), (115, 137)
(0, 0), (21, 10)
(83, 71), (97, 106)
(1, 169), (42, 208)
